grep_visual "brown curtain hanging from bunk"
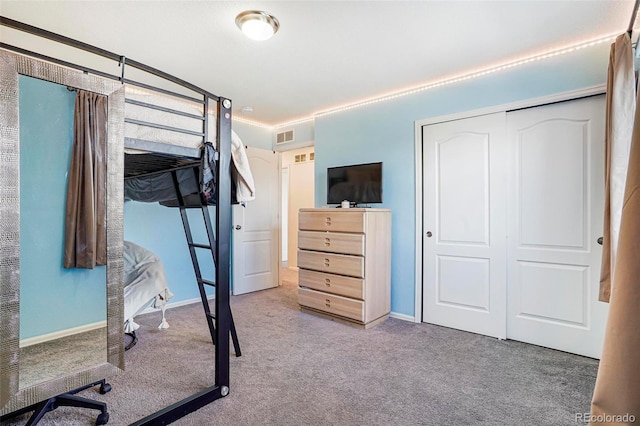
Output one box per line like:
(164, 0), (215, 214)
(63, 89), (108, 269)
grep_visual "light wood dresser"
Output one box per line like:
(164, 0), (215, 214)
(297, 208), (391, 328)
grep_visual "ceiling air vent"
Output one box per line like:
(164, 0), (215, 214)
(276, 129), (294, 144)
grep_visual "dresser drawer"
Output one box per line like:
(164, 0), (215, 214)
(298, 231), (364, 255)
(299, 268), (364, 299)
(298, 287), (364, 322)
(298, 250), (364, 278)
(299, 211), (365, 233)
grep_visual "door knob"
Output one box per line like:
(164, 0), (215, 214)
(235, 225), (242, 230)
(597, 236), (603, 245)
(426, 231), (433, 238)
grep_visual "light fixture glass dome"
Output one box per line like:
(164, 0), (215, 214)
(236, 10), (280, 41)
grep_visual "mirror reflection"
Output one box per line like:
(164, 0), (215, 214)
(18, 75), (107, 390)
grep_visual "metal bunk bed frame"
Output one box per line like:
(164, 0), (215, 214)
(0, 16), (234, 425)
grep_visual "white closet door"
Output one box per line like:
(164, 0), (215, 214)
(422, 112), (508, 338)
(506, 96), (608, 358)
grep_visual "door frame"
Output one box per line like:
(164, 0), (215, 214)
(413, 84), (605, 324)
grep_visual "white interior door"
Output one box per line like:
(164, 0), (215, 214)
(422, 112), (508, 338)
(506, 96), (608, 358)
(232, 147), (279, 295)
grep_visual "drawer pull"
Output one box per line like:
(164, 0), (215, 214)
(325, 299), (331, 308)
(324, 237), (331, 246)
(324, 217), (332, 226)
(324, 258), (330, 267)
(325, 278), (331, 287)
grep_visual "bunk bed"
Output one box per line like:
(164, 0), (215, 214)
(0, 16), (242, 425)
(116, 61), (248, 425)
(122, 84), (250, 357)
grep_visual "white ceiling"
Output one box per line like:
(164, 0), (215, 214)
(0, 1), (636, 126)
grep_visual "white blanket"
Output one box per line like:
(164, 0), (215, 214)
(123, 241), (174, 333)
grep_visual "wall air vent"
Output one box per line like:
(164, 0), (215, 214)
(276, 129), (294, 144)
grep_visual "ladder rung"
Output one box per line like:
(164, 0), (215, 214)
(199, 279), (216, 287)
(177, 204), (205, 209)
(206, 312), (216, 320)
(189, 242), (212, 249)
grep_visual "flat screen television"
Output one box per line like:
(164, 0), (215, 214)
(327, 162), (382, 205)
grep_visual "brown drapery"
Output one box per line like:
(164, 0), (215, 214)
(63, 90), (108, 269)
(598, 33), (635, 303)
(590, 34), (640, 425)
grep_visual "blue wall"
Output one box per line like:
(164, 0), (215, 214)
(234, 120), (273, 150)
(124, 202), (216, 301)
(19, 76), (106, 339)
(314, 43), (610, 318)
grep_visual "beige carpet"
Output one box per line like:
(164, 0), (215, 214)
(1, 269), (598, 425)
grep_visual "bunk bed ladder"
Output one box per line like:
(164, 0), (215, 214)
(170, 168), (241, 357)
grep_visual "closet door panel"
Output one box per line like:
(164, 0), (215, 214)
(518, 120), (587, 249)
(422, 112), (508, 339)
(507, 95), (607, 359)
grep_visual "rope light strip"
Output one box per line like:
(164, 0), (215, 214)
(270, 33), (618, 129)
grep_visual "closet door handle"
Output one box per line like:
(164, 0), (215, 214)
(426, 231), (433, 238)
(597, 236), (603, 245)
(235, 225), (242, 230)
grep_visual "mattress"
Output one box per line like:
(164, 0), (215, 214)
(123, 85), (256, 202)
(125, 85), (205, 151)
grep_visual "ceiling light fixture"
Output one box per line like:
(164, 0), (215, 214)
(236, 10), (280, 41)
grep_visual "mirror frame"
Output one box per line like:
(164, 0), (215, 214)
(0, 49), (124, 413)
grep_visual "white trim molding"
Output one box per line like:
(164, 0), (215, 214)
(390, 311), (415, 323)
(138, 294), (216, 317)
(20, 320), (107, 348)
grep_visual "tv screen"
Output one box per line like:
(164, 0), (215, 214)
(327, 162), (382, 205)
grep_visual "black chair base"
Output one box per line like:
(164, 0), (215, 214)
(0, 379), (111, 425)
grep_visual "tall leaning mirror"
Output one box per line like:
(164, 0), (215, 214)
(0, 49), (124, 414)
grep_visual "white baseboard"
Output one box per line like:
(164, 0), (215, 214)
(390, 311), (415, 323)
(147, 299), (417, 323)
(138, 294), (216, 316)
(20, 320), (107, 348)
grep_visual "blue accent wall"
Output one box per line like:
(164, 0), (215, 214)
(19, 76), (106, 339)
(124, 202), (216, 300)
(314, 44), (610, 317)
(234, 121), (273, 151)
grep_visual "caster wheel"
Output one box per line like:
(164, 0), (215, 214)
(96, 412), (109, 425)
(99, 383), (112, 394)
